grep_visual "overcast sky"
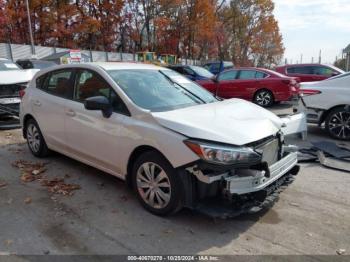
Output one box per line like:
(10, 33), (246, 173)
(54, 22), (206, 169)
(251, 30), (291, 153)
(273, 0), (350, 64)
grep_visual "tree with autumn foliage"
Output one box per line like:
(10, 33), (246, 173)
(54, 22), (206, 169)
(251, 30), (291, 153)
(219, 0), (284, 67)
(0, 0), (284, 67)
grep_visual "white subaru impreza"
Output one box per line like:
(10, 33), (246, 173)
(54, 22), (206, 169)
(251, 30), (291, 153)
(20, 63), (305, 216)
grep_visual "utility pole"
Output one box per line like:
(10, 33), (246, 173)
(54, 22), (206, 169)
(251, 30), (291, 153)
(311, 57), (314, 63)
(300, 54), (303, 64)
(25, 0), (35, 56)
(318, 50), (321, 64)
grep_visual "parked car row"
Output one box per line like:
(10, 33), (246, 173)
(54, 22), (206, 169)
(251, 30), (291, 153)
(169, 62), (345, 108)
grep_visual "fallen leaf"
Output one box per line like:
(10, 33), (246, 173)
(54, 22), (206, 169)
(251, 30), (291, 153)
(163, 229), (173, 234)
(32, 168), (46, 176)
(0, 182), (7, 188)
(289, 202), (300, 207)
(24, 197), (32, 204)
(41, 177), (80, 196)
(336, 249), (346, 255)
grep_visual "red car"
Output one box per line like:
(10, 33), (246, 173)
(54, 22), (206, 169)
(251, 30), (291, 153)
(197, 67), (299, 107)
(275, 63), (344, 82)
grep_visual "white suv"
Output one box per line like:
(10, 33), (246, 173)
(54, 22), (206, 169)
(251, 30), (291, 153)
(20, 63), (303, 216)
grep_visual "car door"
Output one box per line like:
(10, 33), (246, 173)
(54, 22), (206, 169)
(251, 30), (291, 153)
(216, 70), (240, 98)
(31, 69), (75, 150)
(219, 70), (257, 100)
(64, 68), (131, 175)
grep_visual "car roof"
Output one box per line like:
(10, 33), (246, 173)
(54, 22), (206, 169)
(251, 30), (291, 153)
(91, 62), (166, 71)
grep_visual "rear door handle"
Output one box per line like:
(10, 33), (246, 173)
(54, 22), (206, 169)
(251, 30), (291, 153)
(33, 100), (41, 106)
(66, 109), (76, 117)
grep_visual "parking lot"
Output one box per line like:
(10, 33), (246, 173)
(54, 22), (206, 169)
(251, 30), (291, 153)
(0, 104), (349, 257)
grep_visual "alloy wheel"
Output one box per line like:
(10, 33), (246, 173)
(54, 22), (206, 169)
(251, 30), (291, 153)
(328, 111), (350, 139)
(256, 91), (272, 106)
(136, 162), (171, 209)
(27, 124), (41, 153)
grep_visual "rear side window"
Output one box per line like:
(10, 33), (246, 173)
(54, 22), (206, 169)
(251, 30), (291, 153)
(313, 66), (334, 76)
(218, 70), (238, 81)
(36, 74), (47, 89)
(255, 71), (268, 79)
(43, 70), (74, 99)
(74, 69), (130, 116)
(287, 66), (313, 74)
(238, 70), (256, 80)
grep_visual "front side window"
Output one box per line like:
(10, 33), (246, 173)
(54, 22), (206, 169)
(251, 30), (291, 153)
(218, 70), (238, 81)
(75, 69), (129, 115)
(255, 71), (268, 79)
(45, 70), (74, 99)
(238, 70), (257, 80)
(107, 69), (217, 112)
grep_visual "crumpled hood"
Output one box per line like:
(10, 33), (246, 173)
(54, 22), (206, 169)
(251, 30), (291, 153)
(0, 69), (39, 85)
(152, 99), (283, 146)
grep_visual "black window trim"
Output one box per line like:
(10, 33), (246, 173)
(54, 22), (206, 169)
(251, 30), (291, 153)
(73, 68), (131, 117)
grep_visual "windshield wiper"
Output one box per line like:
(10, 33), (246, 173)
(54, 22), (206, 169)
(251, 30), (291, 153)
(159, 70), (206, 104)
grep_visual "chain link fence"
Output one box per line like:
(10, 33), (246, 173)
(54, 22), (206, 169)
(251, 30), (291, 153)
(0, 43), (200, 65)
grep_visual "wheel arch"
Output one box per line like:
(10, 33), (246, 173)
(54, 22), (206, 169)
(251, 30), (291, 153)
(319, 104), (349, 125)
(126, 145), (170, 188)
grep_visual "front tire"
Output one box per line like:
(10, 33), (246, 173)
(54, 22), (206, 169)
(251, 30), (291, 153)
(132, 151), (183, 216)
(254, 89), (274, 107)
(325, 107), (350, 140)
(25, 119), (50, 157)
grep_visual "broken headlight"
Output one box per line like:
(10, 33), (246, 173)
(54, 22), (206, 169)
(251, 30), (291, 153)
(184, 140), (262, 165)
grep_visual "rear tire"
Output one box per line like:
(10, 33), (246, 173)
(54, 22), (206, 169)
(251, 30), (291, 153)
(325, 107), (350, 140)
(131, 151), (183, 216)
(254, 89), (274, 107)
(25, 119), (50, 157)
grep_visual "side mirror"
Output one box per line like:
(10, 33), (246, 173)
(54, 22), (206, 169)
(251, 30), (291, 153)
(84, 96), (112, 118)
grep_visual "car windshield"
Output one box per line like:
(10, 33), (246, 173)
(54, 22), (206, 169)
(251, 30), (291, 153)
(189, 66), (214, 78)
(0, 61), (20, 71)
(107, 69), (217, 112)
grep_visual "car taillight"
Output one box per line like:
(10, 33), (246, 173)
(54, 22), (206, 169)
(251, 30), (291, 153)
(19, 89), (26, 99)
(299, 89), (322, 96)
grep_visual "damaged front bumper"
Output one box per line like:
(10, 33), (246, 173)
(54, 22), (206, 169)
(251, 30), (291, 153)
(226, 152), (298, 195)
(181, 149), (300, 218)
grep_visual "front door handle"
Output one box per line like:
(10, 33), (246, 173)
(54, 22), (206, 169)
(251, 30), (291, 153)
(66, 109), (76, 117)
(33, 100), (41, 106)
